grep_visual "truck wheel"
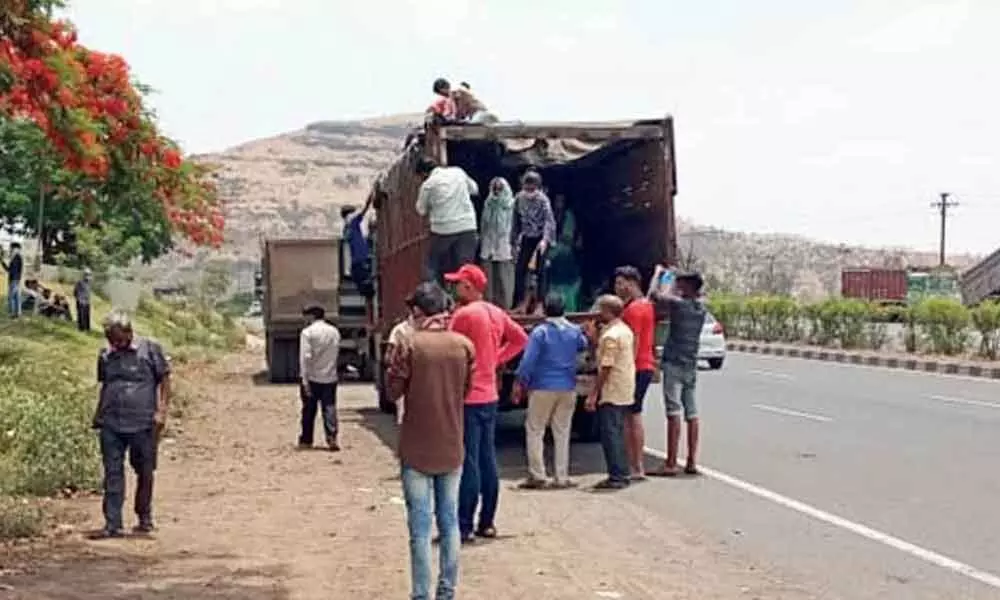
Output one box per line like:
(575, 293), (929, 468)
(572, 399), (601, 443)
(708, 358), (724, 370)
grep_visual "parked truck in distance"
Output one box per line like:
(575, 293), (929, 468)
(841, 266), (961, 305)
(369, 117), (678, 440)
(261, 238), (374, 383)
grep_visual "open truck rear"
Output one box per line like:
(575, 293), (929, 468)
(370, 118), (678, 439)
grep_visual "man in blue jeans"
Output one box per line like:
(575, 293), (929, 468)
(1, 242), (23, 317)
(389, 283), (475, 600)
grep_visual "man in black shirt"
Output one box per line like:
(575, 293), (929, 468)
(1, 242), (24, 318)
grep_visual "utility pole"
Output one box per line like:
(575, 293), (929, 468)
(931, 193), (958, 267)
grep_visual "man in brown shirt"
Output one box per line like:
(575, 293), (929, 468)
(388, 282), (475, 600)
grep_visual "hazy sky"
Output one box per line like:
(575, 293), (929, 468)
(64, 0), (1000, 254)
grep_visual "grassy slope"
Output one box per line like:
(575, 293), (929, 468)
(0, 286), (244, 537)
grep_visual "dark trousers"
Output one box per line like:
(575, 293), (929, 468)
(99, 427), (157, 531)
(76, 301), (91, 331)
(458, 402), (499, 536)
(598, 404), (630, 484)
(513, 235), (548, 307)
(426, 231), (479, 284)
(299, 381), (338, 445)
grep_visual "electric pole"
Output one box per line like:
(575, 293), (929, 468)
(931, 192), (958, 268)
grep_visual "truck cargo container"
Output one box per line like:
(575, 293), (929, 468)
(960, 247), (1000, 306)
(840, 268), (907, 303)
(261, 238), (374, 383)
(369, 117), (678, 439)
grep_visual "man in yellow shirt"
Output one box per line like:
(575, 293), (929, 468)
(584, 295), (635, 490)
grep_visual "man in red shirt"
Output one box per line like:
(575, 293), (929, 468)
(445, 264), (529, 543)
(615, 266), (657, 481)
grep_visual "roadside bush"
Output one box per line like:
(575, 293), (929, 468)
(707, 294), (742, 337)
(0, 497), (44, 540)
(863, 303), (892, 351)
(807, 298), (868, 349)
(913, 298), (970, 356)
(970, 301), (1000, 359)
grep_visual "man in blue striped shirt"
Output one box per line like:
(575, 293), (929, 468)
(513, 294), (589, 489)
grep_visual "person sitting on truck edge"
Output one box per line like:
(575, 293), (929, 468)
(415, 156), (480, 284)
(341, 190), (376, 325)
(647, 269), (706, 477)
(614, 266), (657, 481)
(479, 177), (516, 309)
(387, 282), (474, 600)
(452, 82), (498, 125)
(298, 305), (342, 452)
(512, 170), (556, 308)
(583, 294), (635, 490)
(513, 293), (589, 490)
(445, 263), (528, 543)
(426, 78), (457, 125)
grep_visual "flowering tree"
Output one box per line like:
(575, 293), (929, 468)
(0, 0), (223, 265)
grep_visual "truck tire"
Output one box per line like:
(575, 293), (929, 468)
(571, 397), (600, 443)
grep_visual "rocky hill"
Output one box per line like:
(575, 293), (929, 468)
(189, 115), (981, 297)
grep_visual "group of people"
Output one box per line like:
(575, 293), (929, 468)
(379, 260), (706, 599)
(415, 157), (581, 315)
(1, 242), (94, 331)
(426, 78), (498, 126)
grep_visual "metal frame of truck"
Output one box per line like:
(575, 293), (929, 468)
(370, 117), (678, 440)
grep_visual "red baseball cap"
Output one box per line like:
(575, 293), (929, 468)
(444, 264), (487, 292)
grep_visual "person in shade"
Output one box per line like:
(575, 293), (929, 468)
(614, 266), (657, 481)
(583, 295), (635, 490)
(648, 269), (707, 477)
(415, 156), (480, 284)
(298, 305), (342, 451)
(445, 264), (528, 543)
(513, 293), (589, 489)
(388, 282), (475, 600)
(479, 177), (516, 309)
(89, 310), (171, 538)
(74, 267), (93, 331)
(1, 242), (23, 317)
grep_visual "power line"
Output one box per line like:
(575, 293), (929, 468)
(931, 192), (959, 267)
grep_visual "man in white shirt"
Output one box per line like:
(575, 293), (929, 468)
(415, 156), (479, 283)
(299, 305), (342, 451)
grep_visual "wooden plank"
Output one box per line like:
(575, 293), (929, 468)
(440, 123), (665, 142)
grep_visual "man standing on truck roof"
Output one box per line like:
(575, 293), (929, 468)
(648, 269), (706, 477)
(584, 295), (635, 490)
(298, 305), (342, 452)
(445, 264), (528, 543)
(614, 266), (656, 481)
(387, 282), (474, 600)
(512, 171), (556, 308)
(341, 189), (376, 326)
(415, 156), (480, 285)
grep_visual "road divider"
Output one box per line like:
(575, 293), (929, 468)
(729, 341), (1000, 380)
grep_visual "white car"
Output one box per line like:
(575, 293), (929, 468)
(698, 312), (726, 370)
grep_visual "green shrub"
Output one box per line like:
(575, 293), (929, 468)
(863, 303), (891, 351)
(707, 294), (743, 337)
(0, 497), (44, 540)
(970, 301), (1000, 359)
(914, 298), (970, 356)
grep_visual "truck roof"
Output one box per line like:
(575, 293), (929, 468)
(437, 117), (672, 143)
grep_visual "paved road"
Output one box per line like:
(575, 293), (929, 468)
(636, 353), (1000, 599)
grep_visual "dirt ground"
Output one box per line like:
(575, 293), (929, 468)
(0, 347), (818, 600)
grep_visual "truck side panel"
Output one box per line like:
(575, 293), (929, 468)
(264, 239), (341, 327)
(841, 268), (907, 303)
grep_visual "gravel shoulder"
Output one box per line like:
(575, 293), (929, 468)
(0, 349), (814, 599)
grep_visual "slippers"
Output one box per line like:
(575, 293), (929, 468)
(684, 465), (700, 476)
(648, 466), (680, 478)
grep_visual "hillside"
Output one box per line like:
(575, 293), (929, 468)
(198, 115), (980, 297)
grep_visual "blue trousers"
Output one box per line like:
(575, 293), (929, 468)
(402, 466), (462, 600)
(458, 402), (499, 536)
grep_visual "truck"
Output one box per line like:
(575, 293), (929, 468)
(369, 117), (678, 440)
(960, 248), (1000, 306)
(841, 267), (961, 305)
(261, 238), (375, 383)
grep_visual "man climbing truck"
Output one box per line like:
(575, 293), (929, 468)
(370, 117), (678, 440)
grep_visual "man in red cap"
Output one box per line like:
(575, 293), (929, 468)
(445, 264), (528, 543)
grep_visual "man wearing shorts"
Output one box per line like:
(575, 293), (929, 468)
(614, 266), (656, 481)
(649, 269), (706, 477)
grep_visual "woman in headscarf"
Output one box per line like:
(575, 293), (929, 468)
(479, 177), (516, 308)
(546, 193), (583, 312)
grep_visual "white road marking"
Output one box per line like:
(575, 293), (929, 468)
(929, 395), (1000, 410)
(643, 447), (1000, 591)
(751, 404), (832, 422)
(746, 369), (794, 381)
(743, 352), (1000, 386)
